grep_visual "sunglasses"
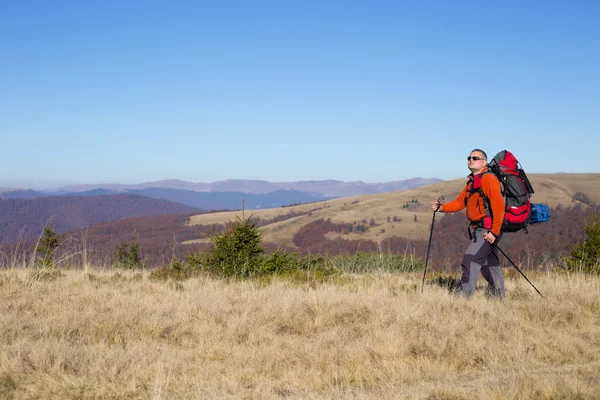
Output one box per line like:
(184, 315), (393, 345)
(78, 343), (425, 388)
(467, 156), (485, 161)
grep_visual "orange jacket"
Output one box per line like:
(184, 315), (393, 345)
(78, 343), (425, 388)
(441, 167), (505, 236)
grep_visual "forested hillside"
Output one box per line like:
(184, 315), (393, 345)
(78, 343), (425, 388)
(0, 195), (201, 243)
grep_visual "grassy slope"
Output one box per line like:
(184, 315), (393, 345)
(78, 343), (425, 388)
(185, 173), (600, 247)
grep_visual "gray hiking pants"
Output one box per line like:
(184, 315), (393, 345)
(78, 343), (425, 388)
(461, 229), (505, 298)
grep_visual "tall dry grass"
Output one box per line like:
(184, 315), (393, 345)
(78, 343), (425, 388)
(1, 269), (599, 399)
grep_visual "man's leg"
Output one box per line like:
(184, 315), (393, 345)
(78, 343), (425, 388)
(481, 246), (505, 298)
(461, 229), (495, 298)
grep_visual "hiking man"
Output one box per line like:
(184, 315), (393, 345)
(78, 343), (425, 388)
(431, 149), (506, 298)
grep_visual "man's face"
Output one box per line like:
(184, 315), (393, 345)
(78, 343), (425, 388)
(467, 151), (487, 171)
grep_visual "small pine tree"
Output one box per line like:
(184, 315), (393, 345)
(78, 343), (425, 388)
(114, 241), (144, 269)
(206, 216), (265, 278)
(35, 224), (61, 268)
(565, 208), (600, 274)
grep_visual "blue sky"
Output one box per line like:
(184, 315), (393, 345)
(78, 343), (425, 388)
(1, 1), (598, 189)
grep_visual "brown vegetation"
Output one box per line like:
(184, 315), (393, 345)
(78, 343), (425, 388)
(0, 269), (598, 398)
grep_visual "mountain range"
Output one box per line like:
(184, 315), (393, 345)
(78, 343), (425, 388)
(48, 177), (442, 197)
(0, 178), (442, 210)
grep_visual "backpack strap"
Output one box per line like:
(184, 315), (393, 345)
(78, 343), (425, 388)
(467, 171), (495, 230)
(467, 171), (493, 206)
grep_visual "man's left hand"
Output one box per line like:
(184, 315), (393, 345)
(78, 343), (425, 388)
(483, 232), (496, 244)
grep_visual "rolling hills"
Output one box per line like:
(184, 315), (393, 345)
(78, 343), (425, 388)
(184, 173), (600, 248)
(5, 172), (594, 269)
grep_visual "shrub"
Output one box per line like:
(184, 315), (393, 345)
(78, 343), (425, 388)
(261, 250), (300, 275)
(150, 256), (199, 281)
(563, 207), (600, 274)
(202, 216), (265, 278)
(35, 224), (62, 268)
(279, 254), (339, 283)
(114, 241), (145, 270)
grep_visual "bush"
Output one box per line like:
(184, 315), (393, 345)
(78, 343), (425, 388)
(563, 208), (600, 274)
(201, 216), (265, 278)
(261, 250), (300, 275)
(114, 241), (145, 270)
(35, 224), (62, 268)
(150, 256), (199, 281)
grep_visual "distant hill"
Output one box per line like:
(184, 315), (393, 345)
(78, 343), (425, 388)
(0, 194), (202, 243)
(48, 177), (443, 197)
(1, 189), (46, 200)
(0, 188), (26, 195)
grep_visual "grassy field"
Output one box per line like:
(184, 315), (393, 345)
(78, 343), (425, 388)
(1, 268), (599, 399)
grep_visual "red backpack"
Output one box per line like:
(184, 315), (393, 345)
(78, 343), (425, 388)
(486, 150), (535, 233)
(473, 150), (534, 233)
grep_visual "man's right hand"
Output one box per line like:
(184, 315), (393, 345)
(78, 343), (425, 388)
(431, 200), (441, 212)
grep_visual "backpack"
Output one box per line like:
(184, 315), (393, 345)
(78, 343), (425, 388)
(475, 150), (549, 233)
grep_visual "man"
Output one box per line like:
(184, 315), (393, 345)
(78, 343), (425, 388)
(431, 149), (506, 298)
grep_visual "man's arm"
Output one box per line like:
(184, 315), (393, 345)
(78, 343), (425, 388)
(439, 185), (469, 213)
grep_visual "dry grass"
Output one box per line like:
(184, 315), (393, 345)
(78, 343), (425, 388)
(1, 268), (599, 399)
(185, 173), (600, 246)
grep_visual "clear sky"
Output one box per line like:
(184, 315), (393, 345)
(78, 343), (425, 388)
(1, 1), (598, 189)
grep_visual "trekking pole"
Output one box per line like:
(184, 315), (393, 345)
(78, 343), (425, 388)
(422, 200), (441, 292)
(496, 245), (543, 298)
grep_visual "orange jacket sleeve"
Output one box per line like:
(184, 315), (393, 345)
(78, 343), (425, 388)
(440, 184), (469, 213)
